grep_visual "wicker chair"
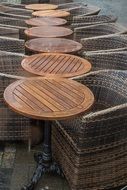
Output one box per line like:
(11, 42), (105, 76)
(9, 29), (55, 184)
(70, 15), (117, 28)
(58, 2), (87, 10)
(52, 70), (127, 190)
(69, 5), (101, 16)
(50, 0), (73, 4)
(0, 5), (32, 16)
(0, 16), (26, 27)
(0, 2), (26, 9)
(74, 23), (127, 42)
(84, 51), (127, 71)
(81, 34), (127, 53)
(0, 5), (31, 19)
(0, 25), (26, 39)
(0, 50), (32, 149)
(0, 36), (24, 53)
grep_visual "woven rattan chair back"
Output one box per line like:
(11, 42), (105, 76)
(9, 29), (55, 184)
(71, 14), (117, 28)
(0, 16), (26, 27)
(81, 34), (127, 53)
(74, 23), (127, 42)
(0, 36), (24, 53)
(52, 70), (127, 190)
(84, 51), (127, 71)
(0, 5), (31, 19)
(0, 51), (31, 146)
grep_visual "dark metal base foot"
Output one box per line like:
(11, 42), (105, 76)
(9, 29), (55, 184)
(21, 154), (64, 190)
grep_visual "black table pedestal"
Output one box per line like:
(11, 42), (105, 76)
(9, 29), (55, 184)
(21, 121), (63, 190)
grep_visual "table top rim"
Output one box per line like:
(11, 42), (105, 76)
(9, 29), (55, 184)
(24, 26), (73, 38)
(25, 37), (83, 54)
(21, 53), (92, 78)
(32, 9), (70, 18)
(4, 77), (94, 121)
(25, 3), (58, 11)
(25, 17), (67, 26)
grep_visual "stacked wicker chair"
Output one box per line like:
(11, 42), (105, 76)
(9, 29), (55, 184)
(0, 5), (31, 19)
(0, 36), (24, 53)
(84, 51), (127, 71)
(0, 50), (32, 149)
(70, 14), (117, 28)
(58, 2), (86, 10)
(52, 70), (127, 190)
(81, 34), (127, 53)
(74, 23), (127, 42)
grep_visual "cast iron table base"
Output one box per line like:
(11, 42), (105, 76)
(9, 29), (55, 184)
(21, 121), (63, 190)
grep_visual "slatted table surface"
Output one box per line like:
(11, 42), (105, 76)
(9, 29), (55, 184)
(21, 53), (92, 78)
(25, 38), (82, 54)
(4, 77), (94, 120)
(25, 4), (58, 11)
(25, 17), (67, 27)
(32, 10), (70, 18)
(25, 26), (73, 39)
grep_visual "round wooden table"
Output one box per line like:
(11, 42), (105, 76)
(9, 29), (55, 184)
(32, 9), (70, 18)
(25, 38), (82, 54)
(21, 53), (92, 78)
(25, 17), (67, 27)
(4, 77), (94, 190)
(24, 26), (73, 39)
(25, 4), (58, 11)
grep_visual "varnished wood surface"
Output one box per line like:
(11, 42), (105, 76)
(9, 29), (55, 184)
(25, 38), (82, 54)
(25, 4), (58, 11)
(4, 77), (94, 120)
(24, 26), (73, 38)
(21, 53), (92, 78)
(32, 10), (70, 18)
(25, 17), (67, 27)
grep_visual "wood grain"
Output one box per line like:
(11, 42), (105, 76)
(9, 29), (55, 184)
(25, 4), (58, 11)
(25, 38), (82, 54)
(25, 17), (67, 27)
(24, 26), (73, 38)
(21, 53), (92, 78)
(32, 10), (70, 18)
(4, 77), (94, 120)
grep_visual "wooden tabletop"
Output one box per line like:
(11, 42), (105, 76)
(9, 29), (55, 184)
(25, 4), (58, 11)
(25, 26), (73, 39)
(32, 10), (70, 18)
(25, 17), (67, 27)
(25, 38), (82, 54)
(21, 53), (92, 78)
(4, 77), (94, 120)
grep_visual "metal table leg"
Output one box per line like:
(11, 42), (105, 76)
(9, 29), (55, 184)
(21, 121), (63, 190)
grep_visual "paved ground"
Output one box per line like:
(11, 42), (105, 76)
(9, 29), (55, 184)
(0, 142), (69, 190)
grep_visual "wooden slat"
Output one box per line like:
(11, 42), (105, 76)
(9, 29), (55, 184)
(21, 53), (91, 78)
(25, 4), (58, 11)
(32, 10), (70, 18)
(25, 17), (67, 27)
(4, 77), (94, 120)
(25, 26), (73, 39)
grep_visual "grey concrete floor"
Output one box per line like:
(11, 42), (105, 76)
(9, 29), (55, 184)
(74, 0), (127, 26)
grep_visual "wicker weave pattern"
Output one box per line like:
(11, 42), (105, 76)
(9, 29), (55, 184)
(0, 36), (24, 53)
(69, 5), (101, 17)
(0, 5), (32, 16)
(74, 23), (127, 42)
(85, 51), (127, 71)
(52, 70), (127, 190)
(71, 15), (117, 28)
(0, 2), (25, 9)
(0, 51), (31, 141)
(81, 34), (127, 52)
(0, 16), (26, 27)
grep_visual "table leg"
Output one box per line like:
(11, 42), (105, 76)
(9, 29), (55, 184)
(21, 121), (63, 190)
